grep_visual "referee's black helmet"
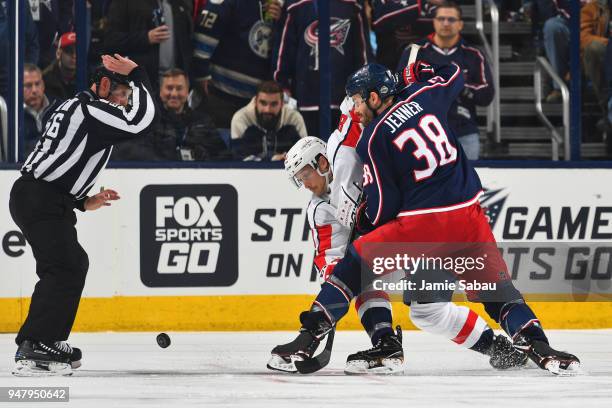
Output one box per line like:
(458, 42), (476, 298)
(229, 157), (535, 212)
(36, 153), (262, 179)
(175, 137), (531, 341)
(91, 64), (130, 91)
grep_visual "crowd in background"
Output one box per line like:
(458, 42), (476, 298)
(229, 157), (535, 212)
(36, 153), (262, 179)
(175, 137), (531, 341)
(1, 0), (611, 162)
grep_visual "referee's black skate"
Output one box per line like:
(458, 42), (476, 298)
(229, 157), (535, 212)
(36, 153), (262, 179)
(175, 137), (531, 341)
(12, 340), (82, 377)
(487, 334), (529, 370)
(513, 336), (581, 375)
(267, 311), (333, 373)
(344, 326), (404, 375)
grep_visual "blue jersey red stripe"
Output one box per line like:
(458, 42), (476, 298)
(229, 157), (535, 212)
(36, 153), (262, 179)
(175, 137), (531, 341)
(356, 62), (483, 226)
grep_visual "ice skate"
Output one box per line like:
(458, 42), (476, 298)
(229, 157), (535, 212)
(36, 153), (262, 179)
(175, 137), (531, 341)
(12, 340), (81, 377)
(513, 337), (581, 376)
(344, 326), (404, 375)
(267, 312), (333, 373)
(487, 334), (529, 370)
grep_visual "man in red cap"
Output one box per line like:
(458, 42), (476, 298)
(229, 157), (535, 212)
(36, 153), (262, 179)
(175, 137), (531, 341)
(42, 32), (77, 100)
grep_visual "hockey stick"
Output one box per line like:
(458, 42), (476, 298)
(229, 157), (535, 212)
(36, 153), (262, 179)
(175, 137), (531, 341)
(294, 328), (335, 374)
(344, 188), (362, 256)
(294, 199), (357, 374)
(295, 190), (361, 374)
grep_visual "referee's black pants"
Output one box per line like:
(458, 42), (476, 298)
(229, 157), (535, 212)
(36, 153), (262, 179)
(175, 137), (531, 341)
(9, 175), (89, 345)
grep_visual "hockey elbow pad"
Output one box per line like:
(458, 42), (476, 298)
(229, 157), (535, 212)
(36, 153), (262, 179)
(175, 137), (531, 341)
(336, 194), (357, 229)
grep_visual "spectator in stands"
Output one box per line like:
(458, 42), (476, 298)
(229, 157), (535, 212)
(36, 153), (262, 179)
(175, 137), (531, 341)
(231, 80), (307, 161)
(112, 68), (231, 161)
(272, 0), (372, 138)
(371, 0), (442, 71)
(87, 0), (113, 69)
(606, 37), (612, 153)
(105, 0), (194, 91)
(581, 0), (610, 127)
(30, 0), (73, 69)
(398, 1), (494, 160)
(533, 0), (571, 103)
(495, 0), (532, 22)
(192, 0), (282, 128)
(23, 63), (58, 159)
(0, 0), (39, 100)
(607, 37), (612, 123)
(42, 32), (77, 101)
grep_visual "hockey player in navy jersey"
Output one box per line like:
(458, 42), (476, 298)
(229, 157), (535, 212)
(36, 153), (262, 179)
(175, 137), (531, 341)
(271, 52), (580, 375)
(192, 0), (282, 127)
(270, 97), (529, 374)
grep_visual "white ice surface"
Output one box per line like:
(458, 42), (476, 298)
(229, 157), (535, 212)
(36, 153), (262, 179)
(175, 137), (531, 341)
(1, 330), (611, 408)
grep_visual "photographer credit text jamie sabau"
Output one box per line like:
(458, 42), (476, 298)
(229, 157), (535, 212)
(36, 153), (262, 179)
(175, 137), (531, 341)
(373, 279), (497, 292)
(371, 253), (497, 291)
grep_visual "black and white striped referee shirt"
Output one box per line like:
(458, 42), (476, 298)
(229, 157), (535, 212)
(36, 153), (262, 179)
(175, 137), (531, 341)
(22, 66), (157, 204)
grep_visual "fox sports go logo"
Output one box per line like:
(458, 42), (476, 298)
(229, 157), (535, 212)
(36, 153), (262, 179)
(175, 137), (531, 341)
(140, 184), (238, 287)
(155, 195), (223, 274)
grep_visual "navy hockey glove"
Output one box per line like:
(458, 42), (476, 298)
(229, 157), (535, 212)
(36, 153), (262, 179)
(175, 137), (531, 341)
(354, 201), (375, 235)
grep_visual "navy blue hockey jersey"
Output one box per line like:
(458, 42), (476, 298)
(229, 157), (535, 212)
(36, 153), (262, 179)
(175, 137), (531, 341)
(370, 0), (420, 34)
(272, 0), (371, 111)
(356, 62), (483, 227)
(397, 35), (494, 138)
(192, 0), (273, 99)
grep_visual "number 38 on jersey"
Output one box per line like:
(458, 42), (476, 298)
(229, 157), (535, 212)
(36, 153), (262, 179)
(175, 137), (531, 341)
(393, 114), (457, 181)
(363, 114), (457, 186)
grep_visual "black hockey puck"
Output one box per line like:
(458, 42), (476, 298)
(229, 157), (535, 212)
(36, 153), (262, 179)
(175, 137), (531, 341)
(156, 333), (171, 348)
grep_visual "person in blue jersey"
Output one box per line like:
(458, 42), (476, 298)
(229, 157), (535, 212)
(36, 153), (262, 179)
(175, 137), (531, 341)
(270, 51), (580, 375)
(192, 0), (283, 128)
(269, 99), (529, 375)
(271, 0), (372, 137)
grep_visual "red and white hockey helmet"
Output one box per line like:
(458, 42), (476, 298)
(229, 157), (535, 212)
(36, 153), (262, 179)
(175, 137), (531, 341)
(284, 136), (329, 188)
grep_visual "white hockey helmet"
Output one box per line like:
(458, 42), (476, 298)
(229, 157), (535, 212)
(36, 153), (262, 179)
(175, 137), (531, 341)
(284, 136), (330, 188)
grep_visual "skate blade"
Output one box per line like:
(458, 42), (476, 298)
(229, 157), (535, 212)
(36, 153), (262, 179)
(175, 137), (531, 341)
(544, 360), (582, 376)
(344, 358), (404, 375)
(12, 360), (73, 377)
(266, 354), (297, 373)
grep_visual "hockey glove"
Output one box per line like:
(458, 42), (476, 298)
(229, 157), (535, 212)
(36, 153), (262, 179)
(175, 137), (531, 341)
(402, 60), (436, 86)
(354, 201), (375, 235)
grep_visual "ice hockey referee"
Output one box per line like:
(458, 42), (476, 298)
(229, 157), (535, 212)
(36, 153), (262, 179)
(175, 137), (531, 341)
(8, 54), (157, 376)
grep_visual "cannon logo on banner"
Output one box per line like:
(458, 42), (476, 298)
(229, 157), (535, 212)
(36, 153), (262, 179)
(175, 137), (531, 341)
(140, 185), (238, 287)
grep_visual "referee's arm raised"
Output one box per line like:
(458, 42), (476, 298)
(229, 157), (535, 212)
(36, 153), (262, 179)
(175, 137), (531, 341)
(84, 54), (158, 141)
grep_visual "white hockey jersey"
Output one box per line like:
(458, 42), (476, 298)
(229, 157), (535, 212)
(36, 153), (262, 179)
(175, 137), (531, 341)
(307, 97), (364, 280)
(327, 97), (364, 220)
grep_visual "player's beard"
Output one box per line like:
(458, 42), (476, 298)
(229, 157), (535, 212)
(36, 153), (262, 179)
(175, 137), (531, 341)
(359, 108), (374, 126)
(256, 111), (280, 131)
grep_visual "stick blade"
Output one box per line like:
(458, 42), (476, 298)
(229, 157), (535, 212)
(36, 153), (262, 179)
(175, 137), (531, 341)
(294, 329), (335, 374)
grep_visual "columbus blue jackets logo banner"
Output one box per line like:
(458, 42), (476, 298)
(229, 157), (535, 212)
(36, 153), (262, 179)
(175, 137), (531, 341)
(249, 21), (272, 58)
(140, 185), (238, 287)
(304, 18), (351, 70)
(481, 187), (508, 230)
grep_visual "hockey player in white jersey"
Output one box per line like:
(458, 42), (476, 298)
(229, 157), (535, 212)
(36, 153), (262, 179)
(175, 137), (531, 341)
(268, 98), (528, 374)
(267, 97), (404, 374)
